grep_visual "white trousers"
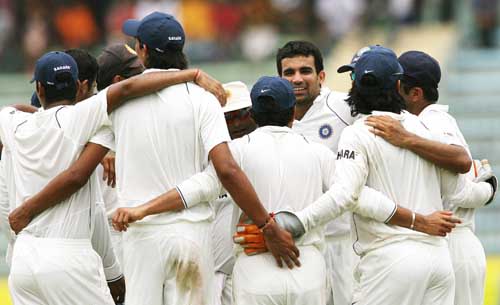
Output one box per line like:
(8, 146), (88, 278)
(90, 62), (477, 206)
(353, 240), (455, 305)
(324, 234), (358, 305)
(123, 220), (214, 305)
(214, 272), (233, 305)
(232, 245), (327, 305)
(109, 219), (124, 267)
(9, 235), (114, 305)
(448, 227), (486, 305)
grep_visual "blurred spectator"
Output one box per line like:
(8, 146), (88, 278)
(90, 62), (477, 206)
(53, 0), (99, 48)
(105, 0), (136, 44)
(473, 0), (499, 48)
(0, 0), (13, 57)
(22, 0), (51, 72)
(134, 0), (180, 19)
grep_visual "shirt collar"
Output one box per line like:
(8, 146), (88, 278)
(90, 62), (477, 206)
(419, 104), (449, 117)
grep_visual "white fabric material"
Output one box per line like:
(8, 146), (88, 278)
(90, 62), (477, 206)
(419, 104), (488, 305)
(324, 234), (358, 305)
(291, 87), (354, 238)
(212, 195), (235, 275)
(448, 227), (486, 305)
(214, 272), (233, 305)
(110, 69), (230, 225)
(9, 235), (114, 305)
(95, 164), (120, 218)
(419, 104), (481, 229)
(297, 111), (491, 256)
(232, 246), (327, 305)
(122, 221), (214, 305)
(352, 240), (454, 305)
(0, 89), (112, 239)
(91, 202), (122, 281)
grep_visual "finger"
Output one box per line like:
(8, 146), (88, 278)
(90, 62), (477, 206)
(244, 247), (268, 256)
(439, 210), (453, 216)
(289, 249), (301, 267)
(282, 254), (294, 269)
(236, 224), (260, 234)
(272, 252), (283, 268)
(233, 234), (265, 244)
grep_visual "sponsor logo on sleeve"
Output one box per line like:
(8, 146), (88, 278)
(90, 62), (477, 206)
(337, 149), (357, 160)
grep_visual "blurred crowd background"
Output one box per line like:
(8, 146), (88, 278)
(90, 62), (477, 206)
(0, 0), (497, 73)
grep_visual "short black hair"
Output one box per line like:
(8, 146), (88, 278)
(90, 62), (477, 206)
(139, 39), (188, 70)
(250, 97), (294, 127)
(64, 49), (98, 90)
(346, 76), (406, 116)
(276, 41), (324, 76)
(39, 72), (77, 104)
(401, 80), (439, 103)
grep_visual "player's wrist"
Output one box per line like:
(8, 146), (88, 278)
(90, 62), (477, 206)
(412, 213), (426, 233)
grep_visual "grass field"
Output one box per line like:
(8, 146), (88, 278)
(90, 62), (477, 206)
(0, 256), (499, 304)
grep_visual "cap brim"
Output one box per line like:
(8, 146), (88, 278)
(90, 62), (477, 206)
(122, 19), (141, 37)
(337, 64), (355, 73)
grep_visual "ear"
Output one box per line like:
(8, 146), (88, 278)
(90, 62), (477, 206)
(36, 82), (46, 106)
(112, 75), (125, 84)
(318, 70), (326, 85)
(411, 87), (424, 101)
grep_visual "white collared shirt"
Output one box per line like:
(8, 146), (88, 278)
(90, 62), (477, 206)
(110, 69), (230, 225)
(291, 87), (355, 237)
(419, 104), (479, 230)
(297, 110), (492, 255)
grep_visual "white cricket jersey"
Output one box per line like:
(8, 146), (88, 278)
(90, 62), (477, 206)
(419, 104), (479, 230)
(177, 126), (397, 250)
(297, 111), (492, 255)
(95, 164), (120, 219)
(0, 89), (113, 239)
(291, 87), (355, 237)
(110, 68), (230, 225)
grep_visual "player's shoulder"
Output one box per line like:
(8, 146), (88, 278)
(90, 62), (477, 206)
(323, 90), (355, 125)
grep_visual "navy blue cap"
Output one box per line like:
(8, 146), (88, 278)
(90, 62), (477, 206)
(250, 76), (296, 113)
(31, 51), (79, 89)
(398, 51), (441, 88)
(337, 45), (380, 73)
(353, 46), (403, 95)
(122, 12), (185, 52)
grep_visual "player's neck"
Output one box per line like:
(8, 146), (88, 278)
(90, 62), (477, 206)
(43, 99), (74, 110)
(294, 100), (314, 121)
(410, 101), (432, 116)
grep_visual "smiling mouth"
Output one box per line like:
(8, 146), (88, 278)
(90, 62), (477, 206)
(293, 87), (306, 93)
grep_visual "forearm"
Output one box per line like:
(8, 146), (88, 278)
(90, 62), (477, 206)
(141, 188), (186, 217)
(402, 135), (472, 174)
(387, 206), (426, 231)
(107, 69), (197, 113)
(18, 143), (108, 219)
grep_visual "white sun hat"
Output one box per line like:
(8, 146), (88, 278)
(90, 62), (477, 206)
(222, 81), (252, 113)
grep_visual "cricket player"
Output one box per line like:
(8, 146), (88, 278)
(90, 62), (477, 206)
(5, 50), (228, 305)
(276, 40), (355, 305)
(365, 50), (496, 305)
(112, 75), (464, 305)
(212, 81), (257, 305)
(293, 46), (496, 305)
(115, 12), (298, 305)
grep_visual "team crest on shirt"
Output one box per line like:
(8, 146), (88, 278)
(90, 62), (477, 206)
(318, 124), (333, 139)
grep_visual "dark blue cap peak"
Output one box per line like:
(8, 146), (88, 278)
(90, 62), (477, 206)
(122, 12), (185, 52)
(353, 46), (403, 95)
(31, 51), (79, 90)
(337, 45), (381, 73)
(398, 51), (441, 88)
(250, 76), (296, 113)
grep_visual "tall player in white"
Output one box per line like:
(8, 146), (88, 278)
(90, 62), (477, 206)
(366, 50), (496, 305)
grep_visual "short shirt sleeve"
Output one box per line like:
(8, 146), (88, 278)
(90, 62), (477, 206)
(89, 126), (115, 151)
(62, 88), (111, 145)
(198, 92), (231, 155)
(420, 109), (465, 147)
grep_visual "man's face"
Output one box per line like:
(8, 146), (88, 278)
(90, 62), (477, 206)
(134, 39), (147, 66)
(224, 107), (256, 139)
(280, 55), (325, 106)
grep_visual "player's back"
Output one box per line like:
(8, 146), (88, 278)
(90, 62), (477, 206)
(231, 126), (334, 248)
(0, 92), (111, 239)
(111, 69), (229, 224)
(348, 111), (445, 254)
